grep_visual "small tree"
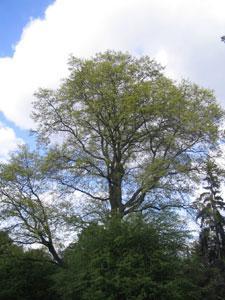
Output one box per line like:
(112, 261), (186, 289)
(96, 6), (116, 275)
(0, 146), (65, 265)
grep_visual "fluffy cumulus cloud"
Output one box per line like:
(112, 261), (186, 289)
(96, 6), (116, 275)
(0, 124), (23, 161)
(0, 0), (225, 130)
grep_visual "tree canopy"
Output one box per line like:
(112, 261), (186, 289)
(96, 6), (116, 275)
(31, 50), (224, 216)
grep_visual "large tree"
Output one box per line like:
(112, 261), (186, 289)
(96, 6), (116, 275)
(32, 51), (224, 216)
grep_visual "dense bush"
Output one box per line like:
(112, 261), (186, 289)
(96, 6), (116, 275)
(0, 232), (59, 300)
(54, 213), (200, 300)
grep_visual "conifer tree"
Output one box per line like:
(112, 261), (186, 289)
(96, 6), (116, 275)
(195, 159), (225, 263)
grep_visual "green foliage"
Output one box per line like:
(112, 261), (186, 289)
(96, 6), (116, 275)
(54, 213), (198, 300)
(182, 245), (225, 300)
(0, 232), (59, 300)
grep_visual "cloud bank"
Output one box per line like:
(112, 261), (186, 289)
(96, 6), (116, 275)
(0, 0), (225, 132)
(0, 124), (23, 161)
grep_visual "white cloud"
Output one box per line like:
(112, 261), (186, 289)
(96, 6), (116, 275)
(0, 124), (24, 161)
(0, 0), (225, 129)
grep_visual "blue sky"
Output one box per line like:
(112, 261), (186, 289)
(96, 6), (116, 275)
(0, 0), (225, 161)
(0, 0), (54, 56)
(0, 0), (54, 152)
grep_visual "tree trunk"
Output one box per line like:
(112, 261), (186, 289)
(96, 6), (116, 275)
(108, 163), (124, 214)
(48, 243), (64, 266)
(40, 235), (63, 266)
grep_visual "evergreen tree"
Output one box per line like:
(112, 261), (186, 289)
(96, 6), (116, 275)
(195, 159), (225, 263)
